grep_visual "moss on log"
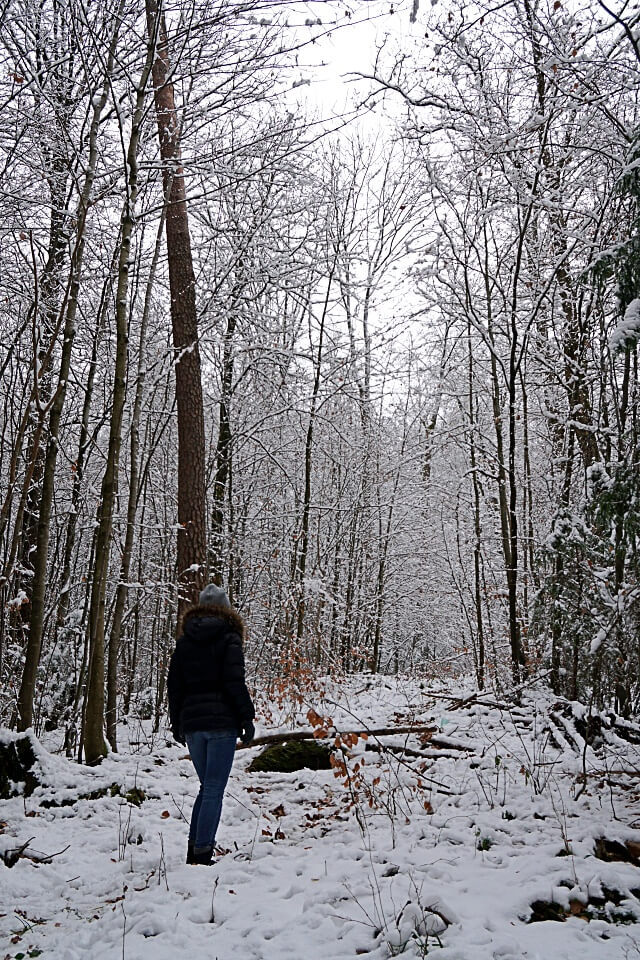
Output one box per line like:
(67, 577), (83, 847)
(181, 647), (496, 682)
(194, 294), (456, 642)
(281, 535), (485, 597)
(248, 739), (333, 773)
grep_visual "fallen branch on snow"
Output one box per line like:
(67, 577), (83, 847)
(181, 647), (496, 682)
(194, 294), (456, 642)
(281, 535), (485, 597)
(1, 837), (71, 867)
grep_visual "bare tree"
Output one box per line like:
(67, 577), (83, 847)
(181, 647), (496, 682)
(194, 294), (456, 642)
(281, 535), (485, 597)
(16, 0), (127, 731)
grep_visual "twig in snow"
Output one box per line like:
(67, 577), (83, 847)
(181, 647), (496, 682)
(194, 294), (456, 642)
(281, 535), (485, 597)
(169, 792), (189, 823)
(158, 833), (169, 891)
(1, 837), (70, 867)
(209, 876), (219, 924)
(0, 836), (35, 867)
(225, 790), (261, 818)
(361, 741), (456, 795)
(23, 842), (71, 864)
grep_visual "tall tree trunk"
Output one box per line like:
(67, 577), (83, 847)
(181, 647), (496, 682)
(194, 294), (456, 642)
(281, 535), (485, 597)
(210, 310), (236, 585)
(17, 9), (125, 731)
(51, 272), (111, 748)
(468, 321), (485, 690)
(146, 0), (208, 621)
(18, 160), (69, 612)
(506, 308), (524, 683)
(83, 30), (156, 764)
(296, 279), (333, 650)
(524, 0), (600, 470)
(370, 429), (406, 674)
(55, 267), (112, 644)
(106, 214), (165, 750)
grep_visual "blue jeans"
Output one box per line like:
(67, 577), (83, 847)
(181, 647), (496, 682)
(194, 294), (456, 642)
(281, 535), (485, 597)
(185, 729), (237, 851)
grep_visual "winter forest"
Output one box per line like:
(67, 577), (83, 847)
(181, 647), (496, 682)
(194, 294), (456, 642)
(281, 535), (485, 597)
(2, 0), (640, 757)
(3, 0), (640, 956)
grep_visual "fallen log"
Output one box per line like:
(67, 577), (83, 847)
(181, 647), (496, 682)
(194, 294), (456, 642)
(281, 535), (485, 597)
(583, 769), (640, 778)
(423, 691), (508, 711)
(236, 724), (438, 751)
(368, 740), (470, 760)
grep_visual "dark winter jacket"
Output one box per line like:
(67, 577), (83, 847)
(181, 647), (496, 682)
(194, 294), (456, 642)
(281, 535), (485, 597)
(167, 604), (255, 738)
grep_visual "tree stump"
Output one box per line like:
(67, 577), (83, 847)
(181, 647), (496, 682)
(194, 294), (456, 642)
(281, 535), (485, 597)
(0, 732), (39, 798)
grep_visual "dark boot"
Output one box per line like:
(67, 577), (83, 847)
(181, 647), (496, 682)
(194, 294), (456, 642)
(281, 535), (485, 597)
(192, 844), (213, 865)
(186, 843), (195, 865)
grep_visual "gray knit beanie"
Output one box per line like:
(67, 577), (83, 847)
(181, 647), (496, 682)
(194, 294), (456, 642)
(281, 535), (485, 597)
(199, 583), (231, 608)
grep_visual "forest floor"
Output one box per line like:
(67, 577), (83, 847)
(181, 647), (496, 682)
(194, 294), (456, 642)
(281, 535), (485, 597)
(2, 676), (640, 960)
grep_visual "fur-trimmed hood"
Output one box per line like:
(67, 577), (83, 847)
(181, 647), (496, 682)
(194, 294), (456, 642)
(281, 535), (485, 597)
(180, 603), (245, 641)
(169, 601), (255, 734)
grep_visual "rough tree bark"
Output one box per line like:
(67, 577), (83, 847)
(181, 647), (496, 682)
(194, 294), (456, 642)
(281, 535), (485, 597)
(145, 0), (208, 622)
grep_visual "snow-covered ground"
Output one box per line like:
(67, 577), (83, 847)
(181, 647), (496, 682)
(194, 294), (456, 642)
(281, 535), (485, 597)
(2, 677), (640, 959)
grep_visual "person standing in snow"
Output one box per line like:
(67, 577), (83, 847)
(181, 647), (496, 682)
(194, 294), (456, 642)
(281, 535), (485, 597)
(168, 583), (255, 865)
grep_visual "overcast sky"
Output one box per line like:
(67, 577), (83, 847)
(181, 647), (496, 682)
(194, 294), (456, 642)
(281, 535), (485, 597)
(284, 0), (416, 123)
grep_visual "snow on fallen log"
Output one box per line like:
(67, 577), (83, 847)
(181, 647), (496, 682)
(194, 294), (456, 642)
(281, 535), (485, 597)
(236, 723), (440, 750)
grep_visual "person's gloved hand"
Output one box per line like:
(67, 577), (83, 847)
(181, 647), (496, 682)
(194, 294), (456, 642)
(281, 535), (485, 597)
(240, 721), (255, 745)
(172, 727), (186, 746)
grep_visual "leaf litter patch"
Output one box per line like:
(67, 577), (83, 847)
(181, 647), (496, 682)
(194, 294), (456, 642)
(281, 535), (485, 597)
(529, 887), (639, 925)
